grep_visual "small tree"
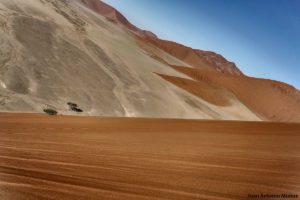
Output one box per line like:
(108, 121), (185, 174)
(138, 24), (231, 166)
(43, 108), (58, 115)
(67, 102), (78, 108)
(67, 102), (83, 113)
(70, 107), (83, 113)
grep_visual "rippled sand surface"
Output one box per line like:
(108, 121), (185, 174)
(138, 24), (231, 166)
(0, 113), (299, 199)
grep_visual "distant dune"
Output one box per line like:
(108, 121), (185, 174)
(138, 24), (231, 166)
(1, 113), (299, 199)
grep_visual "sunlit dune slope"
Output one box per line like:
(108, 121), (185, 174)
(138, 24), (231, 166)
(0, 0), (259, 120)
(0, 113), (300, 200)
(81, 0), (300, 122)
(80, 0), (242, 76)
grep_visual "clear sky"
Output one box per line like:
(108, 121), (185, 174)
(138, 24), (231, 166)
(103, 0), (300, 89)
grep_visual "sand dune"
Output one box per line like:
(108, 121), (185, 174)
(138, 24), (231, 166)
(80, 0), (242, 76)
(146, 38), (243, 76)
(156, 73), (234, 106)
(80, 0), (157, 39)
(168, 65), (300, 122)
(0, 0), (261, 121)
(0, 113), (299, 199)
(0, 0), (299, 122)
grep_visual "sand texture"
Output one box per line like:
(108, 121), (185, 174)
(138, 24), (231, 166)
(0, 113), (299, 199)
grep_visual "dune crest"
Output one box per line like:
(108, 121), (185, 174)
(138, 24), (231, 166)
(80, 0), (242, 76)
(80, 0), (158, 39)
(147, 38), (243, 75)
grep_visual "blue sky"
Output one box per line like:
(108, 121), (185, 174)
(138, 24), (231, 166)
(103, 0), (300, 89)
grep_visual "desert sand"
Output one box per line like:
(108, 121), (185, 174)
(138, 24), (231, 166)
(0, 113), (299, 199)
(0, 1), (299, 199)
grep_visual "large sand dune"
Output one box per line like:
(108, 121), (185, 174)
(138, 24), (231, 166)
(0, 0), (260, 121)
(0, 0), (300, 121)
(0, 113), (299, 199)
(80, 0), (300, 122)
(0, 0), (299, 122)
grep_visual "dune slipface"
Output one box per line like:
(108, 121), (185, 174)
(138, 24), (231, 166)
(0, 113), (300, 200)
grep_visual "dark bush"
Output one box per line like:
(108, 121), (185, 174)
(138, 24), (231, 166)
(67, 102), (83, 113)
(43, 108), (58, 115)
(67, 102), (78, 108)
(71, 107), (83, 113)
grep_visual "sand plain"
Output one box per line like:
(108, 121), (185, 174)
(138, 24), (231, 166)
(0, 113), (299, 199)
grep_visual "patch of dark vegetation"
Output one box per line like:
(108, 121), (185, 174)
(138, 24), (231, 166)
(43, 108), (58, 115)
(67, 102), (78, 108)
(71, 107), (83, 113)
(67, 102), (83, 113)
